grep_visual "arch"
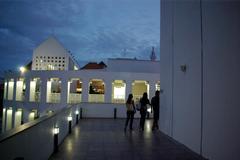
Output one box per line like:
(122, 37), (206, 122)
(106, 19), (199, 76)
(88, 79), (105, 103)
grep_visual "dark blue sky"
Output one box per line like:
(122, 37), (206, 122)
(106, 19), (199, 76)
(0, 0), (160, 75)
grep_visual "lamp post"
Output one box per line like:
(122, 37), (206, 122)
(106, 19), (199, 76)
(53, 127), (59, 153)
(75, 110), (79, 124)
(67, 116), (72, 134)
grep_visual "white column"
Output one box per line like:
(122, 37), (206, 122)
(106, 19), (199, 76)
(40, 77), (47, 105)
(11, 107), (16, 129)
(60, 78), (68, 105)
(81, 78), (89, 103)
(104, 79), (112, 103)
(149, 81), (156, 100)
(125, 80), (132, 100)
(24, 78), (30, 102)
(13, 78), (17, 101)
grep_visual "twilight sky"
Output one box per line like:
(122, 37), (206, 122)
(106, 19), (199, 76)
(0, 0), (160, 75)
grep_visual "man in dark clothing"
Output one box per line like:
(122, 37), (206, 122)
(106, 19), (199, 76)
(139, 92), (150, 131)
(151, 90), (160, 130)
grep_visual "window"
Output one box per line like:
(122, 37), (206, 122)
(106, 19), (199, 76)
(59, 61), (61, 63)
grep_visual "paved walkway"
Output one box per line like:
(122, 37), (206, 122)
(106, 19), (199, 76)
(49, 119), (205, 160)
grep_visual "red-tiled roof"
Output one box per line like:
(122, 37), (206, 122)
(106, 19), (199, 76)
(81, 62), (107, 70)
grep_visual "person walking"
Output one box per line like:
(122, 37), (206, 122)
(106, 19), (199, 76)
(139, 92), (150, 131)
(151, 90), (160, 131)
(124, 94), (135, 131)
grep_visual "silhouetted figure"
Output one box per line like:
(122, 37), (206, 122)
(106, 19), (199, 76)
(124, 94), (135, 131)
(151, 90), (160, 130)
(89, 85), (95, 94)
(139, 92), (150, 131)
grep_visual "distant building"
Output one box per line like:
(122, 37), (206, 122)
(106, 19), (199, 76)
(2, 36), (160, 132)
(32, 36), (79, 71)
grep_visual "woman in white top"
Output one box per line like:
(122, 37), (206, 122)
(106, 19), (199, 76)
(124, 94), (135, 131)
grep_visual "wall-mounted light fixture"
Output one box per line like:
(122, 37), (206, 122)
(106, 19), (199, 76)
(180, 64), (187, 72)
(53, 127), (59, 153)
(75, 110), (79, 124)
(53, 127), (59, 135)
(67, 116), (72, 134)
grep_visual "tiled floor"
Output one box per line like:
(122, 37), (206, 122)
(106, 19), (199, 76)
(49, 119), (206, 160)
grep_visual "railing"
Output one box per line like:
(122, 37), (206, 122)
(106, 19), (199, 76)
(133, 94), (142, 102)
(16, 92), (25, 101)
(88, 94), (105, 103)
(112, 99), (125, 104)
(34, 92), (40, 102)
(0, 105), (79, 160)
(68, 93), (82, 104)
(48, 93), (61, 103)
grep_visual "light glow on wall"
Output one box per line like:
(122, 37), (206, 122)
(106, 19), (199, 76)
(28, 112), (35, 121)
(113, 87), (125, 99)
(6, 108), (13, 131)
(67, 116), (73, 121)
(53, 127), (59, 134)
(19, 66), (26, 73)
(75, 110), (79, 115)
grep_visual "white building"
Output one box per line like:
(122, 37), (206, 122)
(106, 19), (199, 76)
(32, 36), (79, 71)
(2, 36), (160, 132)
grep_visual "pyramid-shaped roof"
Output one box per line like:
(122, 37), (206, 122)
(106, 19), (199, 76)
(33, 36), (69, 57)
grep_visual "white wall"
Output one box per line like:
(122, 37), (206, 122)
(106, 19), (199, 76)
(107, 59), (160, 73)
(160, 0), (240, 159)
(0, 105), (79, 160)
(76, 103), (147, 118)
(202, 2), (240, 160)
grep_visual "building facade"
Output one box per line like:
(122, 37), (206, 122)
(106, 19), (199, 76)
(2, 37), (160, 132)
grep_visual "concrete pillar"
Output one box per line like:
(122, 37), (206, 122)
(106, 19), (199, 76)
(81, 78), (89, 103)
(13, 78), (17, 101)
(40, 77), (48, 105)
(24, 78), (31, 102)
(60, 78), (68, 105)
(125, 80), (132, 100)
(11, 107), (16, 129)
(149, 81), (156, 100)
(104, 79), (112, 103)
